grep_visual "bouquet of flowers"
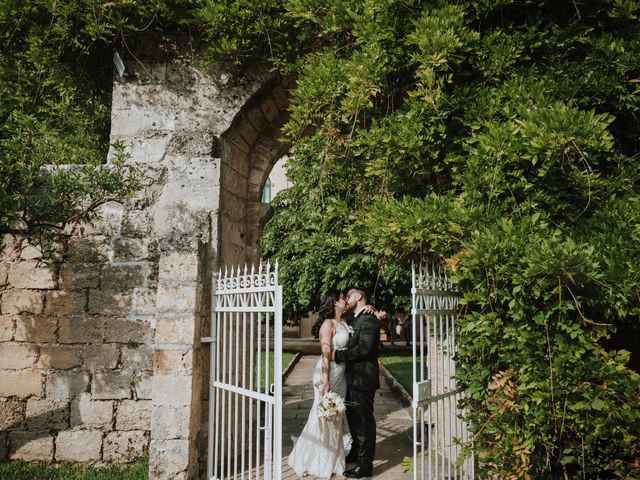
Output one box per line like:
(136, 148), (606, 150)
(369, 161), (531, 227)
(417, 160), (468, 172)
(316, 391), (347, 421)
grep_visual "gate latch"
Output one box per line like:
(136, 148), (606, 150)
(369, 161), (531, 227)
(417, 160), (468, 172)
(413, 380), (431, 408)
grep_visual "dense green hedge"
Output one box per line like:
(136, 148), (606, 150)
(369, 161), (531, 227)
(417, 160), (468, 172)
(3, 1), (640, 477)
(255, 1), (640, 477)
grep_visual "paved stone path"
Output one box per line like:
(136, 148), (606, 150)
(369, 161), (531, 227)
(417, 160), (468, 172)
(281, 356), (414, 480)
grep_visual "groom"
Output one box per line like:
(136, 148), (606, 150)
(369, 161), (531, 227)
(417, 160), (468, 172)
(333, 288), (380, 478)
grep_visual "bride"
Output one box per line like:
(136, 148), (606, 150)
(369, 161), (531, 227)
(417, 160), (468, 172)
(288, 290), (352, 478)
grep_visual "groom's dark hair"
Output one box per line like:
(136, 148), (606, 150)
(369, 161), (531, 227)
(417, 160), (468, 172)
(349, 287), (368, 303)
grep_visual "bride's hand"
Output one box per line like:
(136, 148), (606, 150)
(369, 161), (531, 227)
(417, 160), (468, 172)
(320, 381), (330, 397)
(363, 304), (377, 315)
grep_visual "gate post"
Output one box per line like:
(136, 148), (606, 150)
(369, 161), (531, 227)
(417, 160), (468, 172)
(149, 247), (206, 479)
(411, 260), (474, 479)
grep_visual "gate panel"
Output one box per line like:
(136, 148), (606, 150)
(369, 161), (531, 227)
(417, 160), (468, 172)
(412, 261), (474, 479)
(205, 262), (282, 480)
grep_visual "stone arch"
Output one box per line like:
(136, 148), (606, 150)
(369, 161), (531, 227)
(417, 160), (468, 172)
(218, 75), (294, 266)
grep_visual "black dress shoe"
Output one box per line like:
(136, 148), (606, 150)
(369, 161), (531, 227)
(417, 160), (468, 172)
(343, 465), (373, 478)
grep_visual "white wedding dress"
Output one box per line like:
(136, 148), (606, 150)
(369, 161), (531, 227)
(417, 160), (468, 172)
(288, 319), (352, 478)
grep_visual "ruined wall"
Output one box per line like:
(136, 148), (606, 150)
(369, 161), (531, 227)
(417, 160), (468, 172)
(0, 35), (291, 479)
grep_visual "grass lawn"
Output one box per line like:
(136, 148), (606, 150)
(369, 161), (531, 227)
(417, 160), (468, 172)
(380, 354), (413, 394)
(0, 456), (148, 480)
(256, 350), (296, 392)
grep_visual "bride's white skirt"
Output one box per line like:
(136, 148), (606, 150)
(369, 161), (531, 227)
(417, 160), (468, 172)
(287, 358), (351, 478)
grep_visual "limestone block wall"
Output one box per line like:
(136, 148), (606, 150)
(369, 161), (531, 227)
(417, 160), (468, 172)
(0, 35), (292, 479)
(0, 229), (153, 464)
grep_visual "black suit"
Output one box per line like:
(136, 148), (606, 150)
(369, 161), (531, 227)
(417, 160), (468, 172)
(335, 310), (380, 471)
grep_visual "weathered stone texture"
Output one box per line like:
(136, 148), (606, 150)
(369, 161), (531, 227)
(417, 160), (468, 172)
(66, 237), (110, 262)
(0, 315), (13, 341)
(134, 373), (152, 400)
(9, 431), (54, 461)
(19, 244), (44, 260)
(25, 399), (68, 430)
(92, 371), (132, 400)
(0, 398), (25, 430)
(45, 290), (86, 316)
(55, 430), (102, 462)
(103, 431), (148, 463)
(156, 283), (201, 314)
(149, 439), (190, 478)
(1, 290), (45, 315)
(59, 263), (100, 289)
(116, 400), (151, 430)
(46, 371), (90, 401)
(83, 344), (119, 370)
(101, 264), (148, 291)
(158, 253), (200, 283)
(39, 345), (82, 370)
(154, 348), (192, 376)
(151, 405), (190, 440)
(70, 394), (113, 429)
(14, 315), (56, 342)
(133, 288), (156, 316)
(0, 371), (43, 397)
(121, 344), (152, 371)
(8, 261), (57, 289)
(88, 291), (132, 316)
(0, 343), (39, 369)
(151, 375), (193, 406)
(260, 97), (280, 122)
(58, 316), (104, 343)
(104, 318), (152, 344)
(155, 315), (195, 344)
(75, 203), (123, 237)
(121, 209), (153, 237)
(113, 238), (149, 262)
(0, 262), (8, 286)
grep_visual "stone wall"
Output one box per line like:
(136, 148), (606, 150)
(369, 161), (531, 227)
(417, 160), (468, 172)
(0, 230), (153, 465)
(0, 35), (292, 479)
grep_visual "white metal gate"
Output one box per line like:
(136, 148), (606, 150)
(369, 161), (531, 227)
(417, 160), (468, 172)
(412, 260), (474, 479)
(204, 262), (283, 480)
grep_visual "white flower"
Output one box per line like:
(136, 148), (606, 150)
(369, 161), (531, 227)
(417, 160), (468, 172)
(317, 392), (347, 421)
(347, 325), (355, 335)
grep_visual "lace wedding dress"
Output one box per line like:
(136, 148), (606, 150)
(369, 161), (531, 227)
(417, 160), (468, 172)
(288, 319), (352, 478)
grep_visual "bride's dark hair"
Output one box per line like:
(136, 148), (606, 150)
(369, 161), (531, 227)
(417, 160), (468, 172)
(311, 290), (341, 338)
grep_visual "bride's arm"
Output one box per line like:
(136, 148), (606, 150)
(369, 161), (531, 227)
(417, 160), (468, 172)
(318, 319), (333, 396)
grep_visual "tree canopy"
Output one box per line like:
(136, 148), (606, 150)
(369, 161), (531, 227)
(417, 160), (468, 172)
(202, 1), (640, 477)
(2, 0), (640, 477)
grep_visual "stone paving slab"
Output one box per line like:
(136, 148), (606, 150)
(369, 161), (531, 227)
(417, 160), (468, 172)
(281, 356), (413, 480)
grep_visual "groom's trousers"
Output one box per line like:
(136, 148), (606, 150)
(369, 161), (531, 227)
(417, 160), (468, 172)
(346, 388), (376, 470)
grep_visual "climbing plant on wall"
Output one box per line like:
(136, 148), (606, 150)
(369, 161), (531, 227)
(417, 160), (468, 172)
(3, 0), (640, 477)
(0, 0), (194, 241)
(200, 1), (640, 477)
